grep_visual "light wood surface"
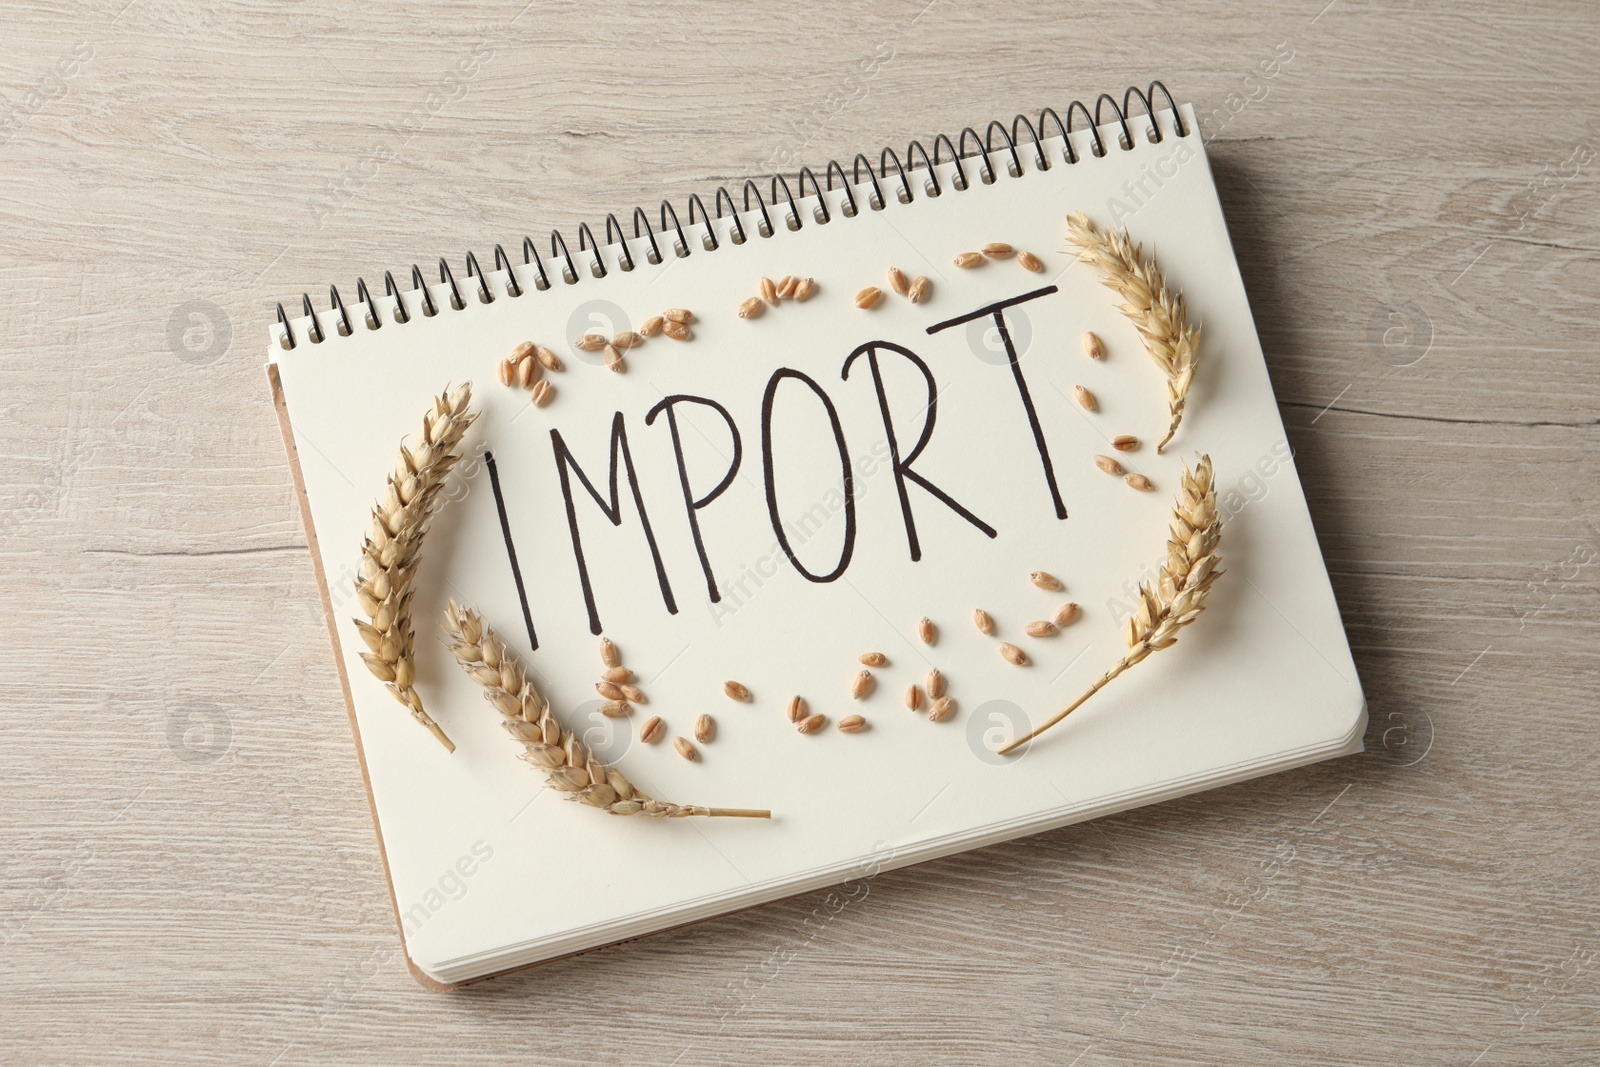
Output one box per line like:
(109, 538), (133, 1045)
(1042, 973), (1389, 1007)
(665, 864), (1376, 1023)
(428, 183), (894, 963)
(3, 1), (1597, 1062)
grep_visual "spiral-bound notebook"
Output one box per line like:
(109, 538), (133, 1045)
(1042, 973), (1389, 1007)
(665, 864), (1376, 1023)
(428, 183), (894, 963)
(267, 86), (1364, 987)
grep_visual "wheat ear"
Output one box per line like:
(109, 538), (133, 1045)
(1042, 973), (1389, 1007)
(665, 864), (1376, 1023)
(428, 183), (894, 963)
(999, 455), (1223, 754)
(1065, 212), (1199, 453)
(441, 601), (770, 819)
(352, 384), (477, 752)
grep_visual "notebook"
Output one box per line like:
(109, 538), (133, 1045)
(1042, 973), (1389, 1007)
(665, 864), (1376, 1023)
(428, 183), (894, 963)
(266, 84), (1365, 987)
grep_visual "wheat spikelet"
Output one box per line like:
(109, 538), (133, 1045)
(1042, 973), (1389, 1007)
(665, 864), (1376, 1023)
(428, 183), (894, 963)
(440, 601), (770, 819)
(1065, 212), (1199, 453)
(352, 384), (477, 752)
(999, 455), (1223, 754)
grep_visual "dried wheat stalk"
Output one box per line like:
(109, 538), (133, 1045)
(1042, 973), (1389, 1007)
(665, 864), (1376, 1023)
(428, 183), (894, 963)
(999, 455), (1223, 754)
(352, 384), (477, 752)
(441, 601), (769, 818)
(1066, 212), (1199, 453)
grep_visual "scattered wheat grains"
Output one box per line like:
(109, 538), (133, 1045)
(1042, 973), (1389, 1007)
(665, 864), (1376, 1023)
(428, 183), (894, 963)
(999, 642), (1029, 666)
(620, 684), (646, 704)
(1126, 473), (1154, 491)
(904, 684), (923, 711)
(612, 331), (643, 350)
(576, 332), (606, 351)
(1074, 385), (1099, 412)
(599, 637), (620, 668)
(664, 308), (693, 324)
(760, 277), (779, 304)
(1017, 250), (1044, 272)
(1056, 602), (1081, 627)
(954, 251), (985, 268)
(851, 670), (874, 699)
(838, 715), (868, 733)
(640, 716), (664, 744)
(517, 358), (538, 388)
(738, 297), (765, 319)
(1095, 454), (1125, 476)
(496, 358), (515, 386)
(787, 695), (807, 722)
(1026, 620), (1058, 638)
(798, 713), (826, 734)
(674, 737), (700, 762)
(695, 714), (715, 744)
(860, 651), (888, 667)
(534, 345), (562, 371)
(663, 320), (691, 341)
(927, 696), (955, 722)
(601, 700), (630, 718)
(530, 380), (553, 407)
(918, 617), (936, 645)
(595, 680), (624, 701)
(982, 242), (1015, 259)
(604, 345), (625, 373)
(907, 276), (931, 303)
(887, 266), (910, 296)
(1082, 331), (1104, 359)
(776, 275), (798, 299)
(1113, 434), (1139, 451)
(793, 277), (816, 301)
(1030, 571), (1062, 592)
(856, 287), (883, 309)
(603, 666), (632, 683)
(641, 316), (664, 337)
(724, 680), (751, 702)
(926, 668), (945, 699)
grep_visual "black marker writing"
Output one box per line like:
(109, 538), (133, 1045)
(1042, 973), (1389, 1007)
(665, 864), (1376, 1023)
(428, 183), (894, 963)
(760, 368), (856, 583)
(645, 394), (743, 603)
(484, 451), (538, 650)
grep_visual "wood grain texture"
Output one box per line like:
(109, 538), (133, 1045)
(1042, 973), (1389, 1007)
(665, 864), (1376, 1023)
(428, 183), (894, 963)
(2, 0), (1597, 1062)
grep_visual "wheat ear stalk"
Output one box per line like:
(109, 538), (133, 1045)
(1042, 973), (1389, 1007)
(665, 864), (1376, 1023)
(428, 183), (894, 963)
(441, 601), (770, 819)
(352, 384), (477, 752)
(999, 455), (1223, 754)
(1066, 212), (1199, 453)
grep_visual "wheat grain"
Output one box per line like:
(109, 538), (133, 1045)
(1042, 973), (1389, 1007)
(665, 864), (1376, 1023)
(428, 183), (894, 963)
(955, 252), (985, 268)
(497, 358), (515, 386)
(1066, 212), (1199, 453)
(797, 713), (826, 734)
(596, 681), (624, 701)
(1000, 456), (1223, 754)
(907, 276), (931, 303)
(1095, 455), (1125, 476)
(620, 684), (646, 704)
(787, 695), (807, 722)
(1026, 620), (1057, 637)
(904, 684), (922, 711)
(576, 333), (607, 351)
(640, 716), (664, 744)
(855, 287), (883, 309)
(793, 277), (816, 301)
(603, 666), (632, 683)
(353, 384), (477, 752)
(982, 242), (1014, 259)
(860, 652), (888, 667)
(441, 601), (768, 816)
(599, 637), (620, 668)
(604, 345), (625, 373)
(918, 617), (936, 645)
(664, 308), (694, 324)
(1112, 435), (1139, 451)
(1030, 571), (1062, 592)
(738, 297), (765, 319)
(601, 700), (630, 718)
(1074, 385), (1098, 412)
(887, 266), (909, 296)
(926, 668), (945, 699)
(851, 670), (873, 699)
(999, 643), (1028, 666)
(641, 316), (665, 337)
(675, 737), (699, 762)
(663, 320), (691, 341)
(1082, 332), (1104, 359)
(534, 345), (562, 371)
(1017, 251), (1044, 272)
(517, 358), (538, 389)
(530, 380), (553, 407)
(777, 275), (798, 299)
(1055, 602), (1080, 627)
(973, 608), (995, 635)
(612, 331), (644, 350)
(927, 696), (955, 722)
(838, 715), (868, 733)
(1126, 473), (1154, 491)
(695, 713), (715, 743)
(725, 680), (751, 702)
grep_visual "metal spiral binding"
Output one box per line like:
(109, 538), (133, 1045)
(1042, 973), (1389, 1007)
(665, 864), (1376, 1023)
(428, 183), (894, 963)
(274, 82), (1183, 350)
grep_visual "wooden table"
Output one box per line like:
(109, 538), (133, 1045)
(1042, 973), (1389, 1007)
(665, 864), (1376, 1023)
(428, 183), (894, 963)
(4, 1), (1596, 1062)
